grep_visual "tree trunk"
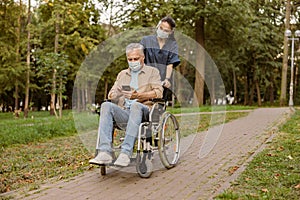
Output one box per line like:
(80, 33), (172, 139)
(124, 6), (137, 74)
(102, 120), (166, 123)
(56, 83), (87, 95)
(280, 0), (291, 106)
(244, 75), (248, 105)
(24, 0), (31, 118)
(295, 64), (298, 100)
(81, 87), (86, 111)
(59, 77), (63, 118)
(14, 0), (22, 117)
(255, 79), (262, 106)
(233, 68), (237, 104)
(270, 73), (275, 105)
(50, 12), (60, 117)
(104, 79), (108, 99)
(87, 81), (92, 106)
(50, 68), (57, 116)
(193, 12), (205, 106)
(249, 79), (255, 106)
(210, 68), (215, 105)
(77, 86), (81, 112)
(177, 49), (189, 104)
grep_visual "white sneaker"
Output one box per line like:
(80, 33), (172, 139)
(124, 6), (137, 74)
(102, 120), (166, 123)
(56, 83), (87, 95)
(89, 152), (112, 165)
(114, 153), (130, 167)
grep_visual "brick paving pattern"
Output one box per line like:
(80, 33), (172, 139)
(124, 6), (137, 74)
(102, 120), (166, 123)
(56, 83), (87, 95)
(15, 108), (291, 199)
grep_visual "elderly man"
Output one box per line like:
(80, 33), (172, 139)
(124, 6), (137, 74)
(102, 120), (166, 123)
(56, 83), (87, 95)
(89, 43), (163, 167)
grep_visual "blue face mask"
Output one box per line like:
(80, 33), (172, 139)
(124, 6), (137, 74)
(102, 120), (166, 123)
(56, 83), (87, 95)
(156, 28), (169, 39)
(128, 61), (142, 72)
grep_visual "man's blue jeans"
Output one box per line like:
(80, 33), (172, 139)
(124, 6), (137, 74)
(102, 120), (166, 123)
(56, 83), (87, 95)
(97, 101), (150, 156)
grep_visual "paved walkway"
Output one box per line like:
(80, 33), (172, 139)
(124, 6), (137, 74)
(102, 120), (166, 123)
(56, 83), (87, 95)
(18, 108), (291, 199)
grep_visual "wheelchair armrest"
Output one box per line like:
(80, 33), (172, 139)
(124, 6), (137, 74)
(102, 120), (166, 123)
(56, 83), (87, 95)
(149, 100), (166, 123)
(101, 99), (112, 103)
(150, 98), (166, 103)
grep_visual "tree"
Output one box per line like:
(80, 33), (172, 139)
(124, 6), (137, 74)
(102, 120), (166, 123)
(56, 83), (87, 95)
(37, 52), (70, 118)
(1, 0), (299, 111)
(24, 0), (32, 118)
(34, 0), (106, 114)
(0, 0), (27, 112)
(193, 0), (205, 106)
(14, 0), (22, 115)
(280, 0), (291, 106)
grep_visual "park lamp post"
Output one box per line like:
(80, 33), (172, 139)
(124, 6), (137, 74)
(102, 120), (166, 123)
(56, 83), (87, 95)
(285, 29), (300, 108)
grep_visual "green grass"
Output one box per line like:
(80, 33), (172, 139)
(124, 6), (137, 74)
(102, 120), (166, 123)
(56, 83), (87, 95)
(0, 107), (251, 149)
(0, 110), (98, 149)
(216, 108), (300, 200)
(0, 136), (91, 194)
(0, 106), (251, 197)
(167, 105), (256, 114)
(0, 113), (75, 148)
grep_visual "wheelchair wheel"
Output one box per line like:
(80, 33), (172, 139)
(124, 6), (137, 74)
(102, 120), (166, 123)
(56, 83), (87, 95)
(158, 111), (180, 169)
(136, 151), (153, 178)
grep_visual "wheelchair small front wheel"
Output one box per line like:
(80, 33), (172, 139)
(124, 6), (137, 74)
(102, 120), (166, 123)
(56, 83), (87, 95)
(158, 112), (180, 169)
(136, 151), (153, 178)
(100, 166), (106, 175)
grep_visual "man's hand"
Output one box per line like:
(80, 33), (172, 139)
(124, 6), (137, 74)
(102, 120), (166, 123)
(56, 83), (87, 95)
(109, 85), (122, 99)
(130, 90), (139, 99)
(120, 90), (140, 100)
(121, 90), (135, 99)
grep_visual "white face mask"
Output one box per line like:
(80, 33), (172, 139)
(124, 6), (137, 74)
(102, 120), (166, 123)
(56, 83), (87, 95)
(156, 28), (169, 39)
(128, 61), (142, 72)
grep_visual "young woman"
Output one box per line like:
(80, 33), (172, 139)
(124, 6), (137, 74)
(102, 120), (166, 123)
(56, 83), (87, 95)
(140, 16), (180, 100)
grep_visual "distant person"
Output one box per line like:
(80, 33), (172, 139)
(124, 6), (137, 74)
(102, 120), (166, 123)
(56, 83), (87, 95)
(226, 91), (235, 105)
(140, 16), (180, 100)
(89, 43), (163, 167)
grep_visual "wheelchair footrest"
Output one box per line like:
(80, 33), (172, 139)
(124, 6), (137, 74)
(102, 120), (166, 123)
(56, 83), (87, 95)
(98, 162), (115, 167)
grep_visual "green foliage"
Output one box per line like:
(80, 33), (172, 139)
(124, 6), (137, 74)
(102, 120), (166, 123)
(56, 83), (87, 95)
(36, 52), (71, 95)
(1, 0), (300, 111)
(0, 1), (27, 96)
(0, 0), (107, 111)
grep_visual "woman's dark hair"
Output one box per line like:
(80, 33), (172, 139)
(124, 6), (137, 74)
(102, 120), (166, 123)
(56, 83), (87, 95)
(161, 16), (176, 30)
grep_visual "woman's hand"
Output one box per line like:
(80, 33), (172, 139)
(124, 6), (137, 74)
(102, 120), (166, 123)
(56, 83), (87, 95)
(162, 79), (171, 88)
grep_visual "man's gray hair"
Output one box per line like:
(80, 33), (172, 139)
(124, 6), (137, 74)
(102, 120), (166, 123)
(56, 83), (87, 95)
(126, 43), (144, 56)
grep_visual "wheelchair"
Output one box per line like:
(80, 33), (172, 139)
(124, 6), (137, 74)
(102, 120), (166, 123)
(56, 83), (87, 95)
(95, 99), (180, 178)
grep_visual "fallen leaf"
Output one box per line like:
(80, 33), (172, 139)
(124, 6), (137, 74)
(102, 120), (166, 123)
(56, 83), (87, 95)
(229, 166), (239, 174)
(274, 173), (281, 177)
(295, 184), (300, 189)
(287, 155), (293, 160)
(262, 188), (268, 193)
(277, 146), (285, 151)
(274, 173), (281, 180)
